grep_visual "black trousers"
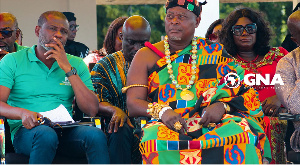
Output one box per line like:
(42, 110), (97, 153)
(107, 123), (134, 164)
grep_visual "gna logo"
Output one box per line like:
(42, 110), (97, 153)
(224, 73), (284, 88)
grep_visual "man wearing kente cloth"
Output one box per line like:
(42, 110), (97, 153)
(125, 0), (271, 164)
(91, 16), (151, 163)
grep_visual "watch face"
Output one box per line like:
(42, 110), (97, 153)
(66, 67), (77, 77)
(72, 67), (77, 74)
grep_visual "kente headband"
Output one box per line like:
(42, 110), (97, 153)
(165, 0), (207, 17)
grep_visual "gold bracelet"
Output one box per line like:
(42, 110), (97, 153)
(222, 102), (231, 114)
(147, 102), (169, 119)
(121, 84), (148, 93)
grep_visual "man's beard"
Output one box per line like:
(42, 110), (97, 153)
(39, 35), (53, 51)
(169, 36), (182, 41)
(39, 35), (64, 51)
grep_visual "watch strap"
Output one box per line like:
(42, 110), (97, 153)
(65, 67), (77, 77)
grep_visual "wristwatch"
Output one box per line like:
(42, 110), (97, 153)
(222, 102), (231, 114)
(65, 67), (77, 77)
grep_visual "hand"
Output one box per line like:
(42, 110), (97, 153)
(21, 110), (43, 129)
(44, 37), (71, 72)
(0, 48), (8, 56)
(0, 48), (9, 59)
(199, 102), (225, 127)
(160, 109), (188, 134)
(108, 107), (134, 133)
(262, 95), (281, 117)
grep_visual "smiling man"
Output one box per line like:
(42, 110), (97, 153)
(0, 11), (109, 164)
(0, 12), (27, 60)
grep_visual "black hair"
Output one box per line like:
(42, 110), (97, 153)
(205, 19), (224, 39)
(219, 7), (272, 56)
(38, 11), (67, 27)
(62, 12), (76, 22)
(103, 16), (128, 55)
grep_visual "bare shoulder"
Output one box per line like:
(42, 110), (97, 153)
(134, 41), (164, 70)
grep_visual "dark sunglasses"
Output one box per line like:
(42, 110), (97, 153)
(232, 23), (257, 36)
(0, 30), (17, 39)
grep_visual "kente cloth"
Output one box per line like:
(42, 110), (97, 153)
(256, 117), (287, 164)
(91, 50), (130, 119)
(91, 50), (141, 163)
(140, 37), (271, 164)
(233, 47), (288, 164)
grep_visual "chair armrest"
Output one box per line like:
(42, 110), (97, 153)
(279, 113), (300, 121)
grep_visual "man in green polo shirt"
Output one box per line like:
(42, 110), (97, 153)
(0, 12), (27, 60)
(0, 11), (109, 164)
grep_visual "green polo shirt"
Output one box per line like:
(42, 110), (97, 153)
(0, 45), (94, 141)
(14, 42), (28, 52)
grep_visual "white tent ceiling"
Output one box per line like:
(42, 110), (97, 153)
(97, 0), (293, 5)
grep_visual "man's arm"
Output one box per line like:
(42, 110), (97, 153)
(91, 59), (133, 133)
(0, 85), (41, 129)
(275, 56), (300, 114)
(126, 45), (188, 134)
(44, 37), (98, 117)
(126, 48), (156, 117)
(99, 102), (133, 133)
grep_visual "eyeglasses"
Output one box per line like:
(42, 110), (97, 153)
(232, 23), (257, 36)
(0, 30), (17, 39)
(69, 24), (79, 31)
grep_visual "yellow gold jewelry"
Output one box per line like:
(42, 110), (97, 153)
(147, 102), (169, 119)
(122, 84), (148, 93)
(173, 121), (183, 131)
(222, 102), (231, 114)
(164, 35), (198, 101)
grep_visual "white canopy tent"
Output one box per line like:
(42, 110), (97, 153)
(97, 0), (299, 8)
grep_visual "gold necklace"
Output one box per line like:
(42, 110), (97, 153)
(164, 35), (198, 101)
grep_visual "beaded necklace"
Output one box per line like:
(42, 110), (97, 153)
(236, 54), (259, 63)
(164, 35), (198, 101)
(235, 54), (259, 72)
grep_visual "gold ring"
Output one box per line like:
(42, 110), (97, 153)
(173, 121), (182, 131)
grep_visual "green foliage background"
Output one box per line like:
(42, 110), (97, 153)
(96, 5), (166, 49)
(96, 2), (293, 50)
(220, 2), (293, 48)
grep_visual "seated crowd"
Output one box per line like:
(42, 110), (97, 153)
(0, 0), (299, 164)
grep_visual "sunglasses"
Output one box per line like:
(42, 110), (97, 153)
(70, 24), (79, 31)
(232, 23), (257, 36)
(0, 30), (17, 39)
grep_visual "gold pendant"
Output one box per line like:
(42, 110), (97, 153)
(180, 89), (195, 101)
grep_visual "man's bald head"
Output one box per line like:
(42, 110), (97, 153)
(287, 10), (300, 45)
(0, 12), (18, 29)
(121, 15), (151, 62)
(122, 15), (151, 34)
(0, 12), (20, 56)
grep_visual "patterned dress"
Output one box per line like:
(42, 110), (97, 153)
(232, 47), (288, 164)
(140, 37), (271, 164)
